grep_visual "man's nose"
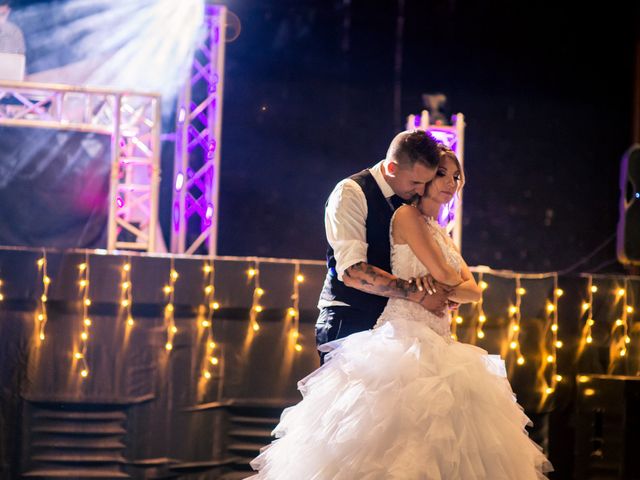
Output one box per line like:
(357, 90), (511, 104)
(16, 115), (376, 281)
(415, 184), (426, 196)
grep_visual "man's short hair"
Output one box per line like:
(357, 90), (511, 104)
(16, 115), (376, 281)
(386, 130), (441, 170)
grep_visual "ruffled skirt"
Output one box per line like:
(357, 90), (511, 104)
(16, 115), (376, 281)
(249, 319), (552, 479)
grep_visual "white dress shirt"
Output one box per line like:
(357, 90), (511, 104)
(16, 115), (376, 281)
(319, 161), (395, 308)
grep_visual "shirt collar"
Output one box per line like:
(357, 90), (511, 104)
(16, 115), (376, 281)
(370, 160), (395, 199)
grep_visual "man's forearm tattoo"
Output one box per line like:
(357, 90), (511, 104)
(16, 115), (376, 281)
(344, 262), (419, 299)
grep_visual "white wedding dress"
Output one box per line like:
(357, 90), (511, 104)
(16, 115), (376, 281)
(249, 215), (552, 479)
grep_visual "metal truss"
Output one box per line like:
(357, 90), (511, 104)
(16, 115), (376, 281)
(0, 81), (161, 252)
(406, 110), (466, 248)
(171, 4), (227, 256)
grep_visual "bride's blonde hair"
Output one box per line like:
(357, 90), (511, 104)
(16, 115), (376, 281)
(435, 143), (465, 228)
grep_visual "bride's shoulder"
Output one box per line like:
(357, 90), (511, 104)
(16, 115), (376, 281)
(394, 203), (419, 219)
(393, 204), (422, 227)
(391, 205), (423, 244)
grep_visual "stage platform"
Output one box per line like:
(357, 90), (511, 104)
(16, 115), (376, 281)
(0, 246), (637, 478)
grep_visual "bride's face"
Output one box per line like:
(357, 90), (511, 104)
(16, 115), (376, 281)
(422, 155), (461, 205)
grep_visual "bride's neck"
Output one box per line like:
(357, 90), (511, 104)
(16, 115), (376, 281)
(419, 198), (441, 219)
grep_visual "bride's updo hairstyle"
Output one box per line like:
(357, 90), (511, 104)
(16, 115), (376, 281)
(435, 142), (465, 228)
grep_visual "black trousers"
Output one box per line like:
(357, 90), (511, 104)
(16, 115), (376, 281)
(315, 306), (379, 365)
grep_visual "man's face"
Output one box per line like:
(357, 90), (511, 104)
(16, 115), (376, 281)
(388, 161), (436, 200)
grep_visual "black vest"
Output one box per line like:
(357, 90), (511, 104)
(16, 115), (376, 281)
(319, 169), (395, 318)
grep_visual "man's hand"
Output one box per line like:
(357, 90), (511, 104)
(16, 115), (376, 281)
(417, 288), (449, 316)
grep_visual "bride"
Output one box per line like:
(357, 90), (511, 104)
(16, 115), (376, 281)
(249, 144), (552, 479)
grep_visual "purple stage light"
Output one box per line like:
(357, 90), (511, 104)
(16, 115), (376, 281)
(173, 203), (181, 231)
(429, 129), (456, 147)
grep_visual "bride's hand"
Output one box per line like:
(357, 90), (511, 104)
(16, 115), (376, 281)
(411, 274), (439, 295)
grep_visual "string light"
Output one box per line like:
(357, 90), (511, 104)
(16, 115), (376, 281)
(546, 274), (561, 394)
(474, 272), (487, 341)
(288, 263), (304, 352)
(507, 275), (524, 366)
(201, 260), (219, 381)
(36, 252), (49, 344)
(7, 249), (640, 395)
(0, 278), (4, 302)
(164, 259), (178, 352)
(583, 275), (596, 349)
(76, 253), (91, 378)
(248, 262), (263, 334)
(121, 257), (134, 328)
(613, 279), (631, 364)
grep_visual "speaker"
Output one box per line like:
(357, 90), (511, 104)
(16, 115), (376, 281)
(574, 375), (640, 479)
(617, 145), (640, 265)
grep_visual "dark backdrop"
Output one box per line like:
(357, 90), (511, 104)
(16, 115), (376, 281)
(216, 0), (638, 272)
(8, 0), (639, 272)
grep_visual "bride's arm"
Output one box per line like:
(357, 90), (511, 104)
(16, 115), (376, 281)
(393, 206), (463, 287)
(446, 261), (481, 304)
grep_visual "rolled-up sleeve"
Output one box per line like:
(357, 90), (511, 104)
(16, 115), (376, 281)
(325, 179), (368, 280)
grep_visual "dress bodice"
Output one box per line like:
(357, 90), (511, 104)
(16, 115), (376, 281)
(376, 211), (463, 337)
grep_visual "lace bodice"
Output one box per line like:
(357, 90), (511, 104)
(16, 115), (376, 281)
(376, 211), (463, 337)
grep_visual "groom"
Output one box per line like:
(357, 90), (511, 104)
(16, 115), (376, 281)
(316, 130), (450, 362)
